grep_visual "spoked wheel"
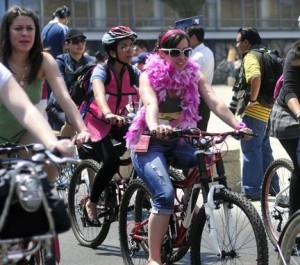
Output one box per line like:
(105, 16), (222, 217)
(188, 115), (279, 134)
(119, 178), (151, 265)
(68, 159), (111, 248)
(119, 178), (190, 265)
(56, 163), (76, 204)
(278, 210), (300, 265)
(190, 190), (268, 264)
(261, 158), (293, 246)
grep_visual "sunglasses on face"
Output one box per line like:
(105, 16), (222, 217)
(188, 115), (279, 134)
(160, 48), (193, 58)
(70, 38), (86, 45)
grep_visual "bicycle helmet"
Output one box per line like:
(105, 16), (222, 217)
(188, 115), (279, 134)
(102, 26), (137, 52)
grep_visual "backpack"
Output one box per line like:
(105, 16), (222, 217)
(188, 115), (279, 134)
(70, 62), (139, 107)
(250, 48), (283, 106)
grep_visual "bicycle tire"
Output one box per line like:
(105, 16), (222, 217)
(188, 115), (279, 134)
(68, 159), (111, 248)
(278, 209), (300, 265)
(119, 178), (190, 265)
(261, 158), (293, 246)
(190, 190), (269, 264)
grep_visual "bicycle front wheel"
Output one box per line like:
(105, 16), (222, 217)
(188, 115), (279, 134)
(261, 158), (293, 246)
(278, 210), (300, 265)
(119, 178), (151, 265)
(190, 190), (268, 264)
(68, 159), (111, 248)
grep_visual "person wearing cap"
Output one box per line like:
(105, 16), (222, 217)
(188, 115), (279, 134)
(46, 28), (97, 131)
(131, 52), (149, 72)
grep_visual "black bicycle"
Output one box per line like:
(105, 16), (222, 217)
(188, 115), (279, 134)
(68, 142), (136, 248)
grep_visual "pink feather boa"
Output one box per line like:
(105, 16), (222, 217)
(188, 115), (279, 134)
(125, 53), (201, 148)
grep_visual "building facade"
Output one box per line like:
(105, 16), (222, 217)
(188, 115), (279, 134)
(1, 0), (300, 82)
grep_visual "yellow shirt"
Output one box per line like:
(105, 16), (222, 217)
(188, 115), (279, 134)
(243, 52), (271, 122)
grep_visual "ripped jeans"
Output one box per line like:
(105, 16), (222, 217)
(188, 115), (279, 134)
(131, 140), (197, 215)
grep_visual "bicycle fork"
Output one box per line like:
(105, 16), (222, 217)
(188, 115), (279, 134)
(204, 185), (236, 256)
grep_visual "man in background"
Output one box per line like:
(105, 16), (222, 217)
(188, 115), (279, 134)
(41, 5), (71, 58)
(133, 39), (149, 56)
(186, 25), (215, 131)
(41, 5), (71, 100)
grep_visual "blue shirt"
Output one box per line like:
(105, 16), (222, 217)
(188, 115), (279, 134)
(41, 22), (68, 58)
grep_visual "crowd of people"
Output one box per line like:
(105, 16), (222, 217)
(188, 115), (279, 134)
(1, 3), (300, 265)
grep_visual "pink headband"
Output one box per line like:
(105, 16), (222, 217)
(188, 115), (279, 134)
(160, 29), (186, 46)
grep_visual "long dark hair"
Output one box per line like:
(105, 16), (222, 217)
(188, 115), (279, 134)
(0, 6), (43, 84)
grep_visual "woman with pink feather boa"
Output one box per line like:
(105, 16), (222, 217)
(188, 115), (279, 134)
(126, 27), (252, 265)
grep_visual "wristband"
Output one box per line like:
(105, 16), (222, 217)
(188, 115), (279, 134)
(235, 122), (247, 130)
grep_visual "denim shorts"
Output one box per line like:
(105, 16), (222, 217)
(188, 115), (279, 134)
(131, 139), (197, 215)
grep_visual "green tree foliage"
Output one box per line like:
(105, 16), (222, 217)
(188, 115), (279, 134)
(159, 0), (205, 18)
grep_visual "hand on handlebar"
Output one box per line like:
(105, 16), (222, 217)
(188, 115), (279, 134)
(150, 124), (172, 139)
(49, 139), (75, 158)
(238, 127), (254, 140)
(106, 113), (128, 126)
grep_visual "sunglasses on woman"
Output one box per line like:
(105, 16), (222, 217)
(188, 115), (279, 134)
(160, 48), (193, 58)
(70, 38), (86, 45)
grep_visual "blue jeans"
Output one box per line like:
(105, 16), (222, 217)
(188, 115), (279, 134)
(241, 115), (276, 197)
(131, 140), (197, 215)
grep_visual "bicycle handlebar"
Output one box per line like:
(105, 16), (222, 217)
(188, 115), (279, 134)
(144, 128), (256, 148)
(0, 143), (81, 166)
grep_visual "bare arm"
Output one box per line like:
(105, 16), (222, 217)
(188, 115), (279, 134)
(0, 75), (74, 156)
(139, 72), (170, 137)
(41, 52), (90, 144)
(249, 74), (261, 102)
(139, 72), (159, 130)
(198, 71), (240, 129)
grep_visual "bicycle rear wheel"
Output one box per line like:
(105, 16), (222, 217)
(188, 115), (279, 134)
(68, 159), (111, 248)
(261, 158), (293, 246)
(278, 210), (300, 265)
(190, 190), (268, 264)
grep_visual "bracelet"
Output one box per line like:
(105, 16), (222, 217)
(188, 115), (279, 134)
(250, 99), (257, 103)
(235, 122), (247, 130)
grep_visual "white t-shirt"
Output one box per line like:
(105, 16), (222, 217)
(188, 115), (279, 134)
(0, 63), (12, 88)
(191, 43), (215, 85)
